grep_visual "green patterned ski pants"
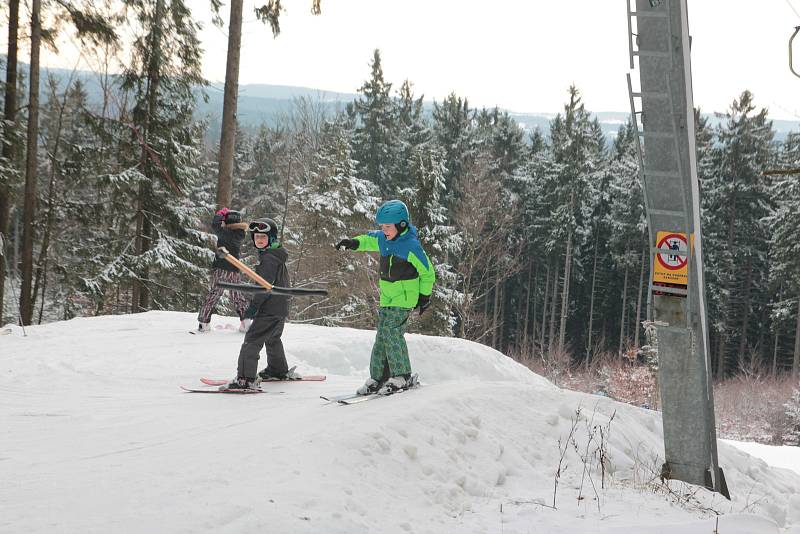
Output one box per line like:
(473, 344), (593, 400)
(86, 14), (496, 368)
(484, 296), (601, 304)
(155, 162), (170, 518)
(370, 307), (412, 381)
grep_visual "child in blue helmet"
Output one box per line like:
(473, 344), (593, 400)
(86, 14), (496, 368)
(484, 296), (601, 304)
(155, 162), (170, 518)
(335, 200), (435, 395)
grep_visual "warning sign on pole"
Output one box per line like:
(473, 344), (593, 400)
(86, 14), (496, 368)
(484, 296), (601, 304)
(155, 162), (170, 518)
(653, 231), (689, 285)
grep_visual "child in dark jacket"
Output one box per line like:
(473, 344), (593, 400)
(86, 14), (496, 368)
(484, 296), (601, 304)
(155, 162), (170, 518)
(196, 208), (249, 333)
(221, 217), (298, 391)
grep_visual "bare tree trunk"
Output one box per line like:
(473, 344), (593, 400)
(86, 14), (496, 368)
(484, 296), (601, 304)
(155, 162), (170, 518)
(523, 262), (533, 350)
(492, 275), (501, 349)
(618, 259), (630, 361)
(717, 195), (738, 378)
(19, 0), (42, 325)
(634, 246), (647, 351)
(216, 0), (244, 209)
(558, 230), (573, 354)
(131, 0), (164, 312)
(33, 168), (57, 323)
(540, 261), (550, 354)
(131, 189), (145, 311)
(737, 255), (754, 365)
(548, 257), (560, 356)
(716, 326), (727, 378)
(772, 327), (780, 378)
(586, 229), (600, 368)
(793, 297), (800, 379)
(519, 282), (528, 350)
(33, 80), (70, 323)
(499, 281), (506, 351)
(772, 286), (783, 377)
(0, 0), (20, 326)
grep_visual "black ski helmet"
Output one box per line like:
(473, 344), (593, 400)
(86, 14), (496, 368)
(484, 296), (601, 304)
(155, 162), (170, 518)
(248, 217), (279, 248)
(225, 210), (242, 225)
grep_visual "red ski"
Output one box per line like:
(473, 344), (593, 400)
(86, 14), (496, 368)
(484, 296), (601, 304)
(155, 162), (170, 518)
(200, 375), (326, 387)
(180, 385), (265, 394)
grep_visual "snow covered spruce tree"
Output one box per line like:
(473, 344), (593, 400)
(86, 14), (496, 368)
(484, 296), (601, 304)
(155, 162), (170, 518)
(28, 77), (102, 320)
(432, 92), (476, 210)
(701, 91), (776, 377)
(352, 49), (398, 196)
(766, 132), (800, 378)
(83, 0), (212, 314)
(474, 108), (527, 351)
(541, 86), (605, 358)
(605, 119), (647, 360)
(508, 128), (552, 358)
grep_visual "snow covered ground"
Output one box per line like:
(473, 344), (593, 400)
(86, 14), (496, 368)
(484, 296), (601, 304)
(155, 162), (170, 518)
(2, 311), (799, 534)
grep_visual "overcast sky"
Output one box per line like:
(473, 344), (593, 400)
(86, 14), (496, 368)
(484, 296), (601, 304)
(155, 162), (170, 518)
(32, 0), (800, 120)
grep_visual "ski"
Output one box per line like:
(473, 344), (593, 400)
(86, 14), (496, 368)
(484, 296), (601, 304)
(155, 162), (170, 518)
(325, 375), (420, 405)
(180, 385), (265, 394)
(217, 281), (329, 297)
(338, 386), (416, 405)
(201, 375), (326, 386)
(320, 393), (361, 403)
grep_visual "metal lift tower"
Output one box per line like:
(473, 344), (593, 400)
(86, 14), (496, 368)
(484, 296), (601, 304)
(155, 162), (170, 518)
(626, 0), (728, 497)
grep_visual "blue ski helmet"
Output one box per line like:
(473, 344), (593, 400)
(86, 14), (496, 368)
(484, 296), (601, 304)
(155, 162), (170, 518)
(375, 200), (410, 228)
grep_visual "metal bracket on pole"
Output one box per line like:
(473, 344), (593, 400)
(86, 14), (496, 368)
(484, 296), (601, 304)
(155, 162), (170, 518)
(789, 26), (800, 78)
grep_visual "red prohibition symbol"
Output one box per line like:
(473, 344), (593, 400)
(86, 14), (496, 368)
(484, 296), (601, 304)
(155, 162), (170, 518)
(656, 233), (688, 271)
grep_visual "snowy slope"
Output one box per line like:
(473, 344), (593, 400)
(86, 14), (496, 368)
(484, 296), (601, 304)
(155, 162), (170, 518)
(1, 311), (799, 534)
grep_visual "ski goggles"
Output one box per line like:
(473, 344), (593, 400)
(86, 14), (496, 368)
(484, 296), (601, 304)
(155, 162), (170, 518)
(248, 221), (272, 232)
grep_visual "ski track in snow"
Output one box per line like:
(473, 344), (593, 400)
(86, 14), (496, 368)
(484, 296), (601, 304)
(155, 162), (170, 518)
(1, 310), (799, 534)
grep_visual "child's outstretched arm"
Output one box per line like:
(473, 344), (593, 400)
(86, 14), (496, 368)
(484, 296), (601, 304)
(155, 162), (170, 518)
(334, 231), (380, 252)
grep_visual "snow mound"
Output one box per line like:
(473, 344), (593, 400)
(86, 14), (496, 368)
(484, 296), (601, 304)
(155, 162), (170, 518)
(1, 311), (798, 534)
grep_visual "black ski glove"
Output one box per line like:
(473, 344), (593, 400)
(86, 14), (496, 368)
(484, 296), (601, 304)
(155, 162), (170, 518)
(416, 294), (431, 316)
(335, 239), (359, 251)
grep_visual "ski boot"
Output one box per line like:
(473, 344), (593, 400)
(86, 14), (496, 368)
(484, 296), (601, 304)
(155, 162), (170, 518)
(377, 374), (417, 395)
(219, 377), (258, 391)
(356, 378), (383, 396)
(255, 365), (302, 385)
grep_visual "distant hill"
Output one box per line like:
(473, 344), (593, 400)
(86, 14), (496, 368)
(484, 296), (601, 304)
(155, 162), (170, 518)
(4, 61), (799, 144)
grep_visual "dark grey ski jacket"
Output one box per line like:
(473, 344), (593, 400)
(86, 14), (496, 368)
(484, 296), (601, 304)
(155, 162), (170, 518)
(245, 245), (290, 318)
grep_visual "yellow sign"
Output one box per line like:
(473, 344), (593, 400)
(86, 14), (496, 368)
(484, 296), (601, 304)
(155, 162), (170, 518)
(652, 231), (689, 285)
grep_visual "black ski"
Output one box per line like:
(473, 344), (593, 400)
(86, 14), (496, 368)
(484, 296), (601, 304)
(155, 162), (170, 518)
(217, 281), (328, 297)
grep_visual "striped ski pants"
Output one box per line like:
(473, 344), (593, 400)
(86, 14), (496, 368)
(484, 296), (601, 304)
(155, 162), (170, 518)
(197, 268), (249, 323)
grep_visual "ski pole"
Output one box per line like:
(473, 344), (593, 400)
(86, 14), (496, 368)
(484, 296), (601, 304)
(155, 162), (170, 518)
(216, 247), (274, 290)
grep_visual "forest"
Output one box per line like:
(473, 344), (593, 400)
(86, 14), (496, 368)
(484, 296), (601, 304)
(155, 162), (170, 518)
(1, 0), (799, 384)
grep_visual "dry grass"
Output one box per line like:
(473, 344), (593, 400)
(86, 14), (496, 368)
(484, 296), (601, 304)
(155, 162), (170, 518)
(713, 372), (798, 444)
(510, 346), (799, 445)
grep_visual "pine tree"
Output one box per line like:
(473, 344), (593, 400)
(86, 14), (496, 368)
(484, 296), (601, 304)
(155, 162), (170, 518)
(82, 0), (211, 314)
(545, 86), (603, 356)
(432, 92), (475, 210)
(702, 91), (776, 376)
(605, 119), (647, 358)
(393, 80), (431, 191)
(767, 132), (800, 377)
(352, 49), (397, 195)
